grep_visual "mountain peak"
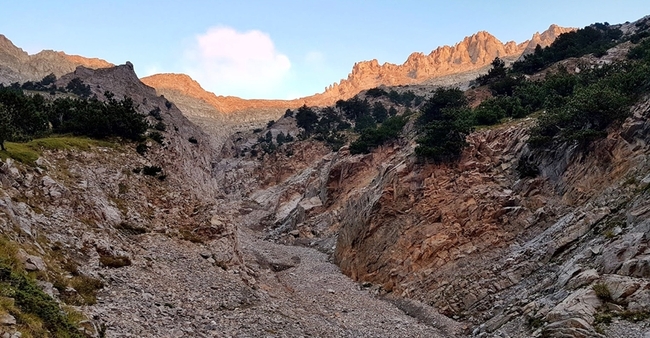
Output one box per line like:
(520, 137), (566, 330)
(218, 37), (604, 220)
(316, 28), (543, 102)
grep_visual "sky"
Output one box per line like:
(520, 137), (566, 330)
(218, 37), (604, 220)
(0, 1), (648, 99)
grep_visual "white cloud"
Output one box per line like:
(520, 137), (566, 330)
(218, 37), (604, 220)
(183, 26), (291, 98)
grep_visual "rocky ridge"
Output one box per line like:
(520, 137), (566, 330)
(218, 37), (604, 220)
(0, 34), (113, 84)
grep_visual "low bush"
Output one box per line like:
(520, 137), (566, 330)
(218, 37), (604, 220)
(136, 143), (148, 156)
(592, 283), (612, 301)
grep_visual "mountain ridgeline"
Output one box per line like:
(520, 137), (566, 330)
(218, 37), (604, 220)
(139, 24), (574, 149)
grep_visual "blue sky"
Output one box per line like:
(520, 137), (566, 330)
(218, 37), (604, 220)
(0, 1), (647, 99)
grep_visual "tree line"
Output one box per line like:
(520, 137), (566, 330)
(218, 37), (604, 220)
(0, 84), (149, 150)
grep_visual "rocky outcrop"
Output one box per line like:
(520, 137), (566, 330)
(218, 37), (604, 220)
(328, 94), (650, 337)
(0, 67), (451, 338)
(210, 86), (650, 337)
(0, 34), (112, 84)
(57, 63), (219, 198)
(520, 24), (576, 56)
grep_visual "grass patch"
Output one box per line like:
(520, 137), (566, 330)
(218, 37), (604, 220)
(66, 276), (103, 305)
(594, 312), (613, 325)
(28, 137), (114, 151)
(618, 310), (650, 322)
(0, 142), (40, 165)
(0, 136), (116, 166)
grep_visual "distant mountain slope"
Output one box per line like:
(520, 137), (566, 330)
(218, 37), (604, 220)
(141, 73), (304, 148)
(0, 34), (112, 84)
(141, 73), (305, 114)
(143, 25), (573, 115)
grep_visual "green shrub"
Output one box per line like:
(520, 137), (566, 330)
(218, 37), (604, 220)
(354, 114), (376, 132)
(0, 237), (84, 337)
(149, 107), (162, 120)
(295, 105), (319, 135)
(477, 57), (507, 86)
(65, 78), (91, 98)
(619, 310), (650, 322)
(594, 312), (613, 325)
(366, 87), (388, 98)
(415, 88), (473, 162)
(372, 102), (388, 123)
(513, 24), (623, 74)
(529, 83), (630, 148)
(350, 115), (407, 154)
(592, 283), (612, 301)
